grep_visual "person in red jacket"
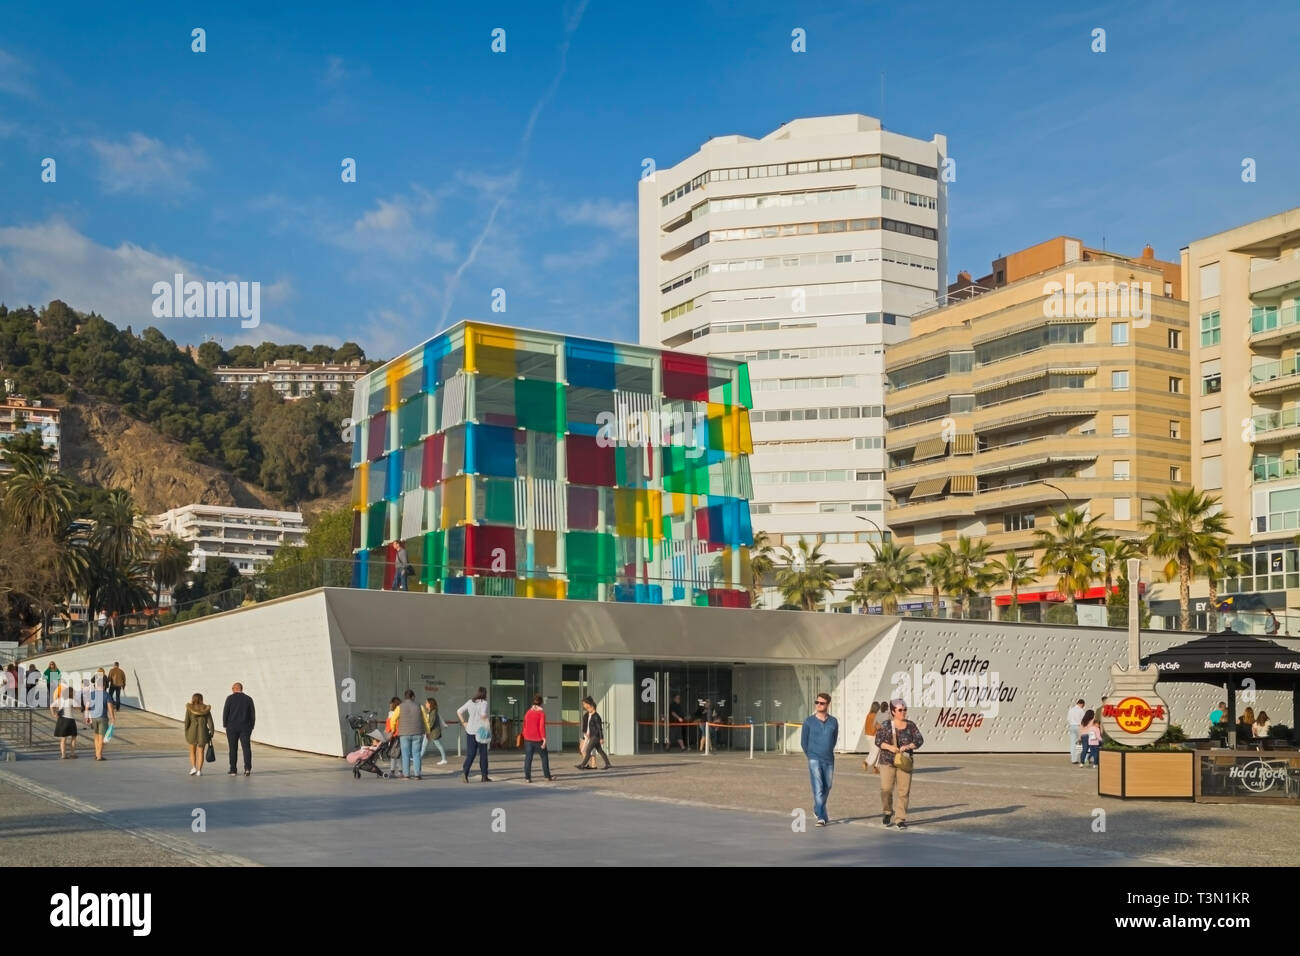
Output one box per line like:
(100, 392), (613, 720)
(521, 694), (555, 782)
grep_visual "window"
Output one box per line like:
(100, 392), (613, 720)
(1111, 370), (1130, 391)
(1111, 323), (1129, 346)
(856, 471), (884, 481)
(752, 504), (772, 514)
(1168, 329), (1182, 349)
(1201, 407), (1222, 442)
(1169, 420), (1181, 439)
(1003, 511), (1035, 532)
(1113, 460), (1131, 480)
(1170, 466), (1182, 482)
(1200, 311), (1221, 347)
(1113, 498), (1132, 521)
(819, 502), (850, 513)
(1200, 262), (1221, 299)
(1112, 415), (1130, 437)
(1201, 359), (1222, 395)
(854, 437), (884, 449)
(1169, 377), (1183, 393)
(1202, 455), (1222, 491)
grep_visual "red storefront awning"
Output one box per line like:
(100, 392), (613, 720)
(994, 582), (1144, 607)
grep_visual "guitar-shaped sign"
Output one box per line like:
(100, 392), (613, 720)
(1101, 558), (1170, 746)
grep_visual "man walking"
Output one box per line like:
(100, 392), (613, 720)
(85, 679), (115, 761)
(392, 543), (411, 591)
(222, 682), (257, 776)
(1067, 698), (1086, 764)
(800, 693), (838, 827)
(107, 661), (126, 709)
(397, 690), (424, 780)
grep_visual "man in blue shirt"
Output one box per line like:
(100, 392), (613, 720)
(801, 693), (839, 827)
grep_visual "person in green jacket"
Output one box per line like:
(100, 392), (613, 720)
(43, 661), (61, 704)
(183, 693), (215, 777)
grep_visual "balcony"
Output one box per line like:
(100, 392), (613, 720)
(1249, 305), (1300, 345)
(1250, 356), (1300, 397)
(1253, 456), (1300, 482)
(1251, 406), (1300, 444)
(1250, 252), (1300, 299)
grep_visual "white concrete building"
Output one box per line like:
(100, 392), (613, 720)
(150, 504), (307, 576)
(639, 114), (947, 573)
(215, 359), (366, 400)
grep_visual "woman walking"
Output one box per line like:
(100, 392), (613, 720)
(522, 694), (554, 782)
(863, 701), (882, 773)
(422, 698), (448, 765)
(1077, 709), (1099, 767)
(576, 697), (612, 770)
(875, 698), (923, 829)
(51, 684), (79, 759)
(457, 687), (492, 782)
(183, 693), (215, 776)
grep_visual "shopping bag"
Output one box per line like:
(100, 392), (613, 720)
(103, 723), (115, 741)
(205, 742), (216, 763)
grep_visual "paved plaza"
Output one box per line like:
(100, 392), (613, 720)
(0, 707), (1292, 866)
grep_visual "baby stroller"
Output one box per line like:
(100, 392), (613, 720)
(347, 730), (401, 779)
(346, 710), (381, 750)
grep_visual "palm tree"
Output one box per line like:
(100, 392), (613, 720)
(853, 541), (924, 614)
(1142, 488), (1232, 631)
(941, 536), (996, 619)
(1196, 546), (1250, 633)
(987, 550), (1037, 622)
(150, 533), (192, 615)
(91, 489), (150, 572)
(776, 538), (839, 611)
(1097, 537), (1141, 607)
(1034, 507), (1106, 608)
(2, 453), (76, 535)
(748, 530), (775, 606)
(921, 550), (951, 618)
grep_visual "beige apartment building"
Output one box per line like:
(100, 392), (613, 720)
(1182, 207), (1300, 632)
(884, 237), (1190, 620)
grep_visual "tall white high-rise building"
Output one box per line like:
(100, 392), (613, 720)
(639, 114), (947, 572)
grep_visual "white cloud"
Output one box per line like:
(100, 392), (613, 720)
(0, 49), (34, 99)
(90, 133), (207, 195)
(0, 218), (302, 341)
(342, 188), (456, 261)
(558, 198), (636, 240)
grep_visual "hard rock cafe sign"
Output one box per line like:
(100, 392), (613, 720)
(1102, 558), (1170, 746)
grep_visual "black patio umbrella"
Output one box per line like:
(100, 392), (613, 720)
(1142, 631), (1300, 742)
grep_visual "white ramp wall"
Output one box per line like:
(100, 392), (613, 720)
(33, 592), (346, 755)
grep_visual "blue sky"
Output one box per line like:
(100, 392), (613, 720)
(1, 0), (1298, 358)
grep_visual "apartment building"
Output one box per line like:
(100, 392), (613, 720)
(1182, 207), (1300, 629)
(885, 237), (1189, 620)
(150, 504), (307, 576)
(215, 359), (366, 400)
(639, 114), (947, 572)
(0, 393), (61, 472)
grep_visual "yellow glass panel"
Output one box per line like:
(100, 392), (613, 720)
(442, 476), (469, 526)
(737, 409), (753, 454)
(353, 463), (368, 507)
(386, 355), (412, 410)
(467, 324), (516, 379)
(525, 578), (566, 600)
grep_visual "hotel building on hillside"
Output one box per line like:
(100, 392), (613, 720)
(638, 114), (947, 582)
(884, 237), (1189, 621)
(150, 504), (307, 576)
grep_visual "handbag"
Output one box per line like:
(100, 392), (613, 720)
(894, 723), (914, 773)
(515, 733), (524, 748)
(104, 723), (115, 741)
(205, 739), (216, 763)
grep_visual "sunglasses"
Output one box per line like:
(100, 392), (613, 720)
(815, 700), (829, 706)
(893, 707), (907, 712)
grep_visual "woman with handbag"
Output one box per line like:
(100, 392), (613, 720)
(874, 698), (923, 829)
(576, 697), (612, 770)
(51, 683), (80, 759)
(457, 687), (492, 783)
(183, 692), (215, 777)
(421, 697), (448, 765)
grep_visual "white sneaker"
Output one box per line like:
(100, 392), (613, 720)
(189, 767), (197, 775)
(196, 769), (202, 776)
(437, 759), (447, 765)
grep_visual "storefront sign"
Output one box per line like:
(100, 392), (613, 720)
(1199, 754), (1300, 800)
(1104, 557), (1170, 746)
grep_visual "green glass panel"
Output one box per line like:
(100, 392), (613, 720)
(398, 398), (425, 447)
(566, 530), (615, 582)
(615, 445), (628, 486)
(423, 531), (446, 586)
(693, 591), (709, 607)
(738, 364), (753, 409)
(365, 501), (386, 549)
(568, 579), (600, 602)
(483, 478), (516, 524)
(516, 379), (563, 433)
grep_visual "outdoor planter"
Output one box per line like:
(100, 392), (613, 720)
(1098, 748), (1195, 799)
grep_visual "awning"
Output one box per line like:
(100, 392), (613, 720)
(975, 369), (1048, 391)
(909, 476), (949, 499)
(912, 437), (948, 461)
(950, 474), (977, 494)
(981, 407), (1097, 432)
(976, 456), (1050, 477)
(952, 433), (976, 455)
